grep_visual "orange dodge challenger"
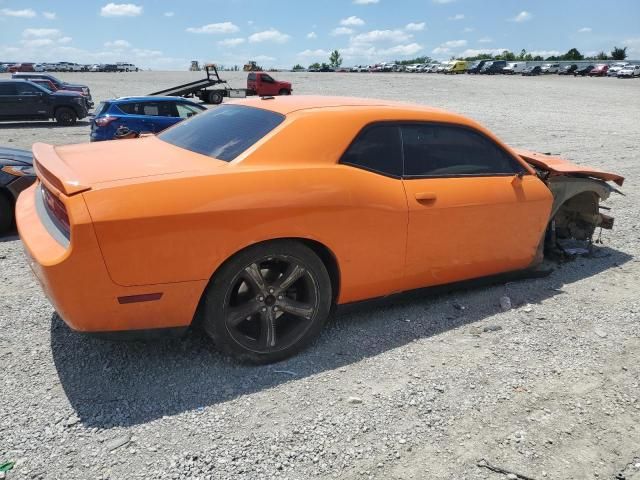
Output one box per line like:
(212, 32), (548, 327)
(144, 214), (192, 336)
(17, 96), (624, 363)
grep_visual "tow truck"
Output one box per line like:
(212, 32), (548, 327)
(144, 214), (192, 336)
(149, 64), (291, 105)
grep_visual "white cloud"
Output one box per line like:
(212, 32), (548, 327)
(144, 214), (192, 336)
(379, 43), (423, 56)
(42, 12), (57, 20)
(248, 29), (290, 43)
(432, 0), (455, 3)
(24, 39), (54, 48)
(578, 27), (592, 33)
(0, 8), (37, 18)
(510, 11), (532, 22)
(22, 28), (61, 38)
(186, 22), (239, 34)
(340, 16), (365, 26)
(463, 27), (474, 33)
(254, 55), (276, 62)
(104, 39), (131, 48)
(443, 39), (467, 48)
(58, 37), (72, 44)
(218, 37), (245, 47)
(352, 29), (412, 44)
(164, 12), (174, 17)
(449, 14), (464, 20)
(306, 31), (317, 39)
(459, 48), (508, 58)
(100, 3), (143, 17)
(353, 0), (378, 4)
(530, 50), (561, 57)
(405, 22), (425, 31)
(297, 48), (331, 57)
(478, 37), (492, 43)
(624, 37), (640, 56)
(331, 27), (354, 36)
(132, 48), (162, 57)
(432, 47), (450, 55)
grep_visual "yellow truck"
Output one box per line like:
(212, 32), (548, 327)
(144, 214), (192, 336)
(444, 60), (468, 74)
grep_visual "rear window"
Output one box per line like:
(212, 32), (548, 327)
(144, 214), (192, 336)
(94, 102), (110, 116)
(158, 105), (285, 162)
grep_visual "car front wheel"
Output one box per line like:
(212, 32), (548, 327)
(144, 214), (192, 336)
(202, 240), (332, 363)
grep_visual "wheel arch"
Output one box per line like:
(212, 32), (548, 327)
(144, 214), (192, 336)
(192, 236), (342, 326)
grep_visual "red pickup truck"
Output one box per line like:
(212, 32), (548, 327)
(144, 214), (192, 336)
(247, 72), (292, 96)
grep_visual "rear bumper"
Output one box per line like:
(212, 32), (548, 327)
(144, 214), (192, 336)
(16, 183), (206, 333)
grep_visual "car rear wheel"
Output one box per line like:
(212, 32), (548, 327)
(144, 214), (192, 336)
(55, 107), (77, 126)
(202, 240), (332, 364)
(208, 91), (223, 105)
(0, 192), (14, 234)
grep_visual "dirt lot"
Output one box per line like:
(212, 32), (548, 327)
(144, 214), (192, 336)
(1, 72), (639, 480)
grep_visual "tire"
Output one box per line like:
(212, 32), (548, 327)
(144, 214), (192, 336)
(278, 88), (291, 95)
(202, 240), (332, 364)
(55, 107), (77, 126)
(208, 91), (223, 105)
(0, 192), (14, 234)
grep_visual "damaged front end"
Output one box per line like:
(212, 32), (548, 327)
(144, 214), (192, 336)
(514, 149), (624, 258)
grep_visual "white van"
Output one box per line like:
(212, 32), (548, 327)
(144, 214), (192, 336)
(503, 62), (527, 74)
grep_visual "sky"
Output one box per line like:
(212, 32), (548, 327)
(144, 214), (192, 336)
(1, 0), (639, 70)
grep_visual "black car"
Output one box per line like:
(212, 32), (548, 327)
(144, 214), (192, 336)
(522, 66), (542, 76)
(574, 65), (594, 76)
(0, 80), (89, 125)
(0, 147), (35, 234)
(467, 60), (488, 74)
(12, 72), (93, 108)
(103, 64), (118, 72)
(481, 60), (507, 74)
(558, 64), (578, 75)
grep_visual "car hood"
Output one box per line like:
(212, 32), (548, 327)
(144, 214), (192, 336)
(60, 82), (87, 88)
(32, 137), (227, 195)
(52, 90), (83, 98)
(514, 148), (624, 186)
(0, 146), (33, 167)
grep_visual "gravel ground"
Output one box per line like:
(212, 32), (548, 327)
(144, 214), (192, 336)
(1, 71), (639, 480)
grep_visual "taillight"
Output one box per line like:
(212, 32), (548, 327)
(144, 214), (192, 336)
(95, 116), (116, 127)
(41, 185), (70, 237)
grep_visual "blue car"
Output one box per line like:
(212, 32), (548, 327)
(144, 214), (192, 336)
(90, 96), (207, 141)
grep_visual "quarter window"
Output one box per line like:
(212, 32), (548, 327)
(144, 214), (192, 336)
(340, 124), (402, 177)
(401, 124), (526, 177)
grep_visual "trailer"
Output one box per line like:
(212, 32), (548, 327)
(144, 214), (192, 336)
(149, 64), (248, 105)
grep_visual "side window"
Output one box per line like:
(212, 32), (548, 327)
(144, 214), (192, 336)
(176, 103), (202, 119)
(261, 74), (274, 83)
(116, 102), (138, 114)
(341, 124), (402, 177)
(16, 83), (40, 95)
(401, 124), (526, 177)
(0, 84), (17, 95)
(142, 102), (160, 116)
(248, 73), (256, 81)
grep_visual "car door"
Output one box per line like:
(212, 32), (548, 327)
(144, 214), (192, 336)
(259, 74), (278, 96)
(0, 83), (20, 117)
(338, 123), (409, 299)
(14, 82), (48, 117)
(150, 101), (181, 133)
(400, 122), (552, 290)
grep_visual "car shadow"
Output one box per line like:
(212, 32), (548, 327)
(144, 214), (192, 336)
(0, 120), (90, 129)
(51, 247), (632, 428)
(0, 232), (19, 243)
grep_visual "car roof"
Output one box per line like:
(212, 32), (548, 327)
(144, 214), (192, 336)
(227, 95), (458, 117)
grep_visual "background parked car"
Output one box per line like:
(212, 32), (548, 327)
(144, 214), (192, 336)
(12, 73), (93, 108)
(574, 65), (594, 76)
(541, 63), (560, 74)
(116, 62), (139, 72)
(522, 65), (542, 76)
(502, 62), (527, 74)
(444, 60), (467, 74)
(0, 146), (35, 233)
(607, 62), (630, 77)
(482, 60), (507, 74)
(617, 65), (640, 78)
(103, 64), (118, 72)
(558, 64), (578, 75)
(90, 96), (206, 141)
(0, 80), (88, 125)
(467, 60), (487, 74)
(589, 64), (609, 76)
(8, 63), (35, 73)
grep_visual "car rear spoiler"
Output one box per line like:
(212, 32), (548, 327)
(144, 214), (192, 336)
(514, 148), (624, 187)
(32, 143), (91, 195)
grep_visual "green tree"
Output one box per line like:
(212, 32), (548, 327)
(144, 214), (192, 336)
(292, 64), (305, 71)
(518, 49), (527, 60)
(329, 50), (343, 68)
(308, 62), (321, 70)
(611, 46), (627, 60)
(563, 48), (583, 60)
(596, 51), (609, 60)
(533, 55), (544, 61)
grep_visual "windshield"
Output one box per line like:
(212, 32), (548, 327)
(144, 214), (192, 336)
(158, 105), (285, 162)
